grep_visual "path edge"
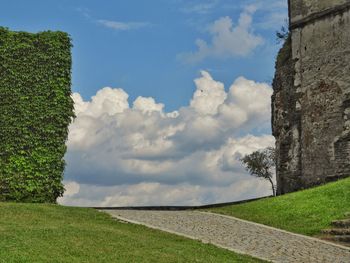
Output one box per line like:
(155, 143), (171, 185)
(200, 211), (350, 251)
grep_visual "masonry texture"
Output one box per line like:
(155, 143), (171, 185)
(272, 0), (350, 194)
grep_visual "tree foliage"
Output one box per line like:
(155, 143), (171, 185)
(0, 27), (74, 203)
(276, 19), (289, 44)
(241, 147), (276, 196)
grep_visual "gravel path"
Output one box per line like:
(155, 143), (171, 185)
(103, 210), (350, 263)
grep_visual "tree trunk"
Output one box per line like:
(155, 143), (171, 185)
(268, 177), (276, 196)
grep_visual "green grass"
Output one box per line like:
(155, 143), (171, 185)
(207, 178), (350, 236)
(0, 202), (265, 263)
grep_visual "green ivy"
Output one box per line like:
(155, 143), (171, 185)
(0, 27), (74, 203)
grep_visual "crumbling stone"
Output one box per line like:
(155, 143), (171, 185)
(272, 0), (350, 194)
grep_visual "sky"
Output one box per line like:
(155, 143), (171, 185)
(1, 0), (288, 206)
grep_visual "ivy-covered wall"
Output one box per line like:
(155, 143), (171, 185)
(0, 27), (74, 203)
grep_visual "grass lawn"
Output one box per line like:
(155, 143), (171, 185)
(207, 177), (350, 236)
(0, 202), (265, 263)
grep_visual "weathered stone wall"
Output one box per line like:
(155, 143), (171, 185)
(272, 36), (301, 194)
(273, 0), (350, 194)
(290, 0), (349, 23)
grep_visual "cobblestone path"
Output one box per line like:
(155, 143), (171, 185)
(104, 210), (350, 263)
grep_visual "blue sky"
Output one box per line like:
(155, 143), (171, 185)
(1, 0), (287, 111)
(2, 0), (289, 206)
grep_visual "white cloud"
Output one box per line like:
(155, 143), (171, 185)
(63, 71), (274, 206)
(252, 0), (288, 30)
(190, 71), (227, 115)
(181, 0), (219, 14)
(59, 178), (272, 207)
(257, 13), (288, 30)
(57, 181), (80, 204)
(179, 6), (264, 63)
(98, 20), (150, 31)
(133, 97), (164, 115)
(64, 181), (80, 197)
(218, 76), (272, 128)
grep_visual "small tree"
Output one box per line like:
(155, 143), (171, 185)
(241, 147), (276, 196)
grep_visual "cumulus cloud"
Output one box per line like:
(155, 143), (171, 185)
(179, 6), (264, 63)
(61, 71), (274, 206)
(98, 20), (151, 31)
(133, 97), (164, 115)
(190, 71), (227, 115)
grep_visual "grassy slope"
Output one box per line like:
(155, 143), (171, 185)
(208, 178), (350, 236)
(0, 203), (264, 263)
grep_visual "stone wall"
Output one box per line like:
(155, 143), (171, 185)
(273, 0), (350, 194)
(290, 0), (349, 24)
